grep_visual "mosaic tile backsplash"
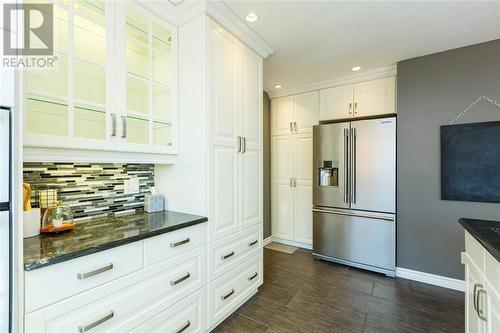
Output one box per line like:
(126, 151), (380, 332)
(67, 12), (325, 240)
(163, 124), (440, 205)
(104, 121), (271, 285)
(23, 163), (154, 222)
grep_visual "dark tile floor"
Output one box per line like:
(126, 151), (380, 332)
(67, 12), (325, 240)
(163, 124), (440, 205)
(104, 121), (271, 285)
(213, 247), (464, 333)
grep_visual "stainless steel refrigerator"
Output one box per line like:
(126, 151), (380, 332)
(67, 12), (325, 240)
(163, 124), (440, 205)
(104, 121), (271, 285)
(0, 107), (11, 331)
(312, 117), (396, 276)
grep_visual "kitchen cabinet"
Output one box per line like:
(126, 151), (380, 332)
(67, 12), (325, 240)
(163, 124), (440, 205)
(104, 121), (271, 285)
(271, 132), (313, 245)
(24, 1), (177, 157)
(319, 76), (395, 121)
(464, 230), (500, 333)
(271, 91), (318, 136)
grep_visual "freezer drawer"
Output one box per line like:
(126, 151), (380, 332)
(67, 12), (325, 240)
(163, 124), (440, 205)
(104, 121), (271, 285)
(312, 208), (395, 272)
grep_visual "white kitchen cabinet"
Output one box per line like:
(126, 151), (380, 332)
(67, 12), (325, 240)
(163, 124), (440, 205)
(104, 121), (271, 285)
(24, 1), (177, 158)
(208, 19), (263, 241)
(464, 230), (500, 333)
(271, 92), (318, 136)
(271, 132), (313, 245)
(318, 76), (395, 121)
(319, 84), (354, 121)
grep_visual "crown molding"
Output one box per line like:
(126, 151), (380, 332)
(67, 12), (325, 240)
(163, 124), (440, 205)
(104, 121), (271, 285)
(138, 0), (274, 59)
(267, 65), (397, 99)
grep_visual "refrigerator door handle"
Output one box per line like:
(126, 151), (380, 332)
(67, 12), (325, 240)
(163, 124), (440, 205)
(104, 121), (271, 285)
(343, 128), (349, 203)
(312, 208), (395, 222)
(351, 127), (357, 204)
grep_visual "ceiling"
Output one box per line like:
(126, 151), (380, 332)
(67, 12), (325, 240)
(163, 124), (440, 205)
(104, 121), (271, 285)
(223, 1), (500, 94)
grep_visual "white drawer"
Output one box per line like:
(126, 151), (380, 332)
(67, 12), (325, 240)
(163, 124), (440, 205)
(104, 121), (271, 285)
(144, 223), (206, 266)
(130, 287), (207, 333)
(25, 241), (143, 313)
(208, 253), (263, 327)
(25, 246), (206, 333)
(209, 225), (261, 281)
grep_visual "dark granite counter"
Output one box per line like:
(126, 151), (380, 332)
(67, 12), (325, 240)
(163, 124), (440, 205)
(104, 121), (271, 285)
(24, 210), (208, 271)
(459, 218), (500, 263)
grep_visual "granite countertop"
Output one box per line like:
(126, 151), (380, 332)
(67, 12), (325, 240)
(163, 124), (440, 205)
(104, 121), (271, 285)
(459, 218), (500, 263)
(24, 210), (208, 271)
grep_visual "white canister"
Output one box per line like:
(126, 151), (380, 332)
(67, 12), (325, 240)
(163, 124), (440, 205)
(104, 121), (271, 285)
(23, 208), (41, 238)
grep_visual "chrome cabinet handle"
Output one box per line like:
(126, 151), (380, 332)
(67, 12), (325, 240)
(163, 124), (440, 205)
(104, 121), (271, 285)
(477, 288), (487, 321)
(354, 102), (358, 114)
(170, 238), (190, 248)
(242, 137), (246, 153)
(237, 136), (241, 152)
(248, 240), (258, 247)
(343, 128), (349, 203)
(248, 272), (258, 281)
(78, 311), (114, 333)
(294, 178), (297, 187)
(289, 122), (293, 133)
(77, 263), (113, 280)
(170, 272), (191, 286)
(221, 251), (235, 260)
(473, 283), (481, 313)
(349, 103), (352, 114)
(290, 178), (293, 187)
(110, 114), (116, 137)
(175, 321), (191, 333)
(293, 121), (297, 133)
(351, 127), (357, 203)
(221, 289), (235, 300)
(121, 115), (127, 138)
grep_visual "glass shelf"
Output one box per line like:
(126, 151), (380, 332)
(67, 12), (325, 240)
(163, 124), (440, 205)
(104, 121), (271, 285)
(74, 59), (106, 105)
(127, 116), (149, 144)
(74, 105), (106, 140)
(26, 97), (68, 136)
(126, 76), (149, 114)
(153, 121), (172, 146)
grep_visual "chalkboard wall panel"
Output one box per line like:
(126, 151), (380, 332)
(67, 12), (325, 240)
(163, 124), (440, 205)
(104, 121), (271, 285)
(441, 120), (500, 203)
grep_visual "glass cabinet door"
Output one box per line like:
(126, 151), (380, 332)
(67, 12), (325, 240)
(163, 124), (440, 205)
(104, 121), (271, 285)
(25, 0), (113, 148)
(119, 3), (176, 152)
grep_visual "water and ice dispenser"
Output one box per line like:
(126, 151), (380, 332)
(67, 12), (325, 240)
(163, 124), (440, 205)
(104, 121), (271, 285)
(317, 161), (338, 187)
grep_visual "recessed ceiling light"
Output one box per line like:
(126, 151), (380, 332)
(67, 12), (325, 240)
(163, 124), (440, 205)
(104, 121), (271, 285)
(351, 66), (362, 72)
(245, 12), (259, 22)
(274, 84), (283, 89)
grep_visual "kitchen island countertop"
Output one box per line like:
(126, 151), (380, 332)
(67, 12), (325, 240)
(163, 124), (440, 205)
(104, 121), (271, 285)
(24, 210), (208, 271)
(459, 217), (500, 263)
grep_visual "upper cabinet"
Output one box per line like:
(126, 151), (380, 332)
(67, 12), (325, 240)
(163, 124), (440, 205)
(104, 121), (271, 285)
(24, 1), (177, 158)
(319, 76), (395, 121)
(271, 91), (318, 136)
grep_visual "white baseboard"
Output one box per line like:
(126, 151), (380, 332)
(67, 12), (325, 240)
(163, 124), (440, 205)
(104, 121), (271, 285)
(263, 236), (273, 246)
(271, 237), (312, 250)
(396, 267), (465, 292)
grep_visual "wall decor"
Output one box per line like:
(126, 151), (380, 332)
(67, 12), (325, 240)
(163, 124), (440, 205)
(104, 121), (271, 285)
(23, 163), (154, 222)
(441, 96), (500, 203)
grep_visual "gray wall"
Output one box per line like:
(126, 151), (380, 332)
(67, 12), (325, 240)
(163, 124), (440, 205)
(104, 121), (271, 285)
(397, 39), (500, 279)
(263, 91), (272, 239)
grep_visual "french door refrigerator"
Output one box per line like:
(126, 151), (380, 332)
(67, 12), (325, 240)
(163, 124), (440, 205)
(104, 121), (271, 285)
(312, 117), (396, 276)
(0, 107), (11, 331)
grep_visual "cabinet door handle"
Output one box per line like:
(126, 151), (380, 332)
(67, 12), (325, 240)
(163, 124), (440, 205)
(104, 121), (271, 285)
(221, 251), (235, 260)
(110, 114), (116, 137)
(290, 178), (293, 187)
(349, 102), (352, 114)
(477, 289), (487, 321)
(78, 311), (114, 333)
(170, 272), (191, 286)
(248, 272), (258, 281)
(473, 283), (482, 313)
(77, 263), (113, 280)
(237, 136), (241, 152)
(121, 115), (127, 138)
(289, 122), (293, 133)
(293, 121), (297, 133)
(354, 102), (358, 114)
(248, 240), (258, 247)
(221, 289), (235, 300)
(242, 137), (246, 153)
(175, 321), (191, 333)
(294, 178), (297, 187)
(170, 238), (190, 248)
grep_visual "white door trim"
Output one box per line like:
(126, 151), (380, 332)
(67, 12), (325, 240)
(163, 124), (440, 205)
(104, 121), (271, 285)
(396, 267), (465, 292)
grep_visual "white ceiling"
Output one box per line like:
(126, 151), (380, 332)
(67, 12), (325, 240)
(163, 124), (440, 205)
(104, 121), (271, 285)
(223, 1), (500, 94)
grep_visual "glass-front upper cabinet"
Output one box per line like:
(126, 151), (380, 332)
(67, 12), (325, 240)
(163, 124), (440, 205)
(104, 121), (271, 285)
(25, 0), (115, 150)
(116, 1), (177, 154)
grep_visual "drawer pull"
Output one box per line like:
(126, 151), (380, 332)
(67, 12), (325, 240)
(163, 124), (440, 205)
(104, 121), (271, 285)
(248, 240), (258, 247)
(175, 320), (191, 333)
(221, 289), (235, 301)
(221, 251), (235, 260)
(77, 263), (114, 280)
(78, 311), (114, 333)
(170, 238), (190, 248)
(248, 272), (258, 281)
(170, 272), (191, 286)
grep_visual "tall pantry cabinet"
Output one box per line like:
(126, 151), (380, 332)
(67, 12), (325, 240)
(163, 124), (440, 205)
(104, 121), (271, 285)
(156, 15), (263, 331)
(271, 91), (318, 246)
